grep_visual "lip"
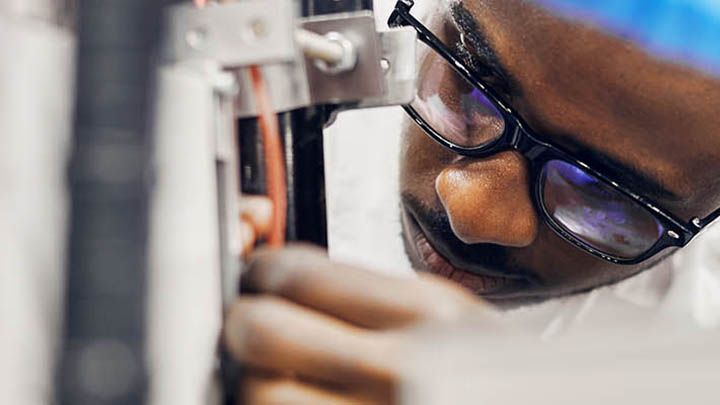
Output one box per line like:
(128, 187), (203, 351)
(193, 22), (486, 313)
(402, 208), (529, 296)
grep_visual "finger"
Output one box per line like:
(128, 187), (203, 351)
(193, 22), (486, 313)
(239, 195), (273, 239)
(240, 219), (257, 256)
(243, 245), (482, 329)
(224, 296), (398, 394)
(242, 373), (388, 405)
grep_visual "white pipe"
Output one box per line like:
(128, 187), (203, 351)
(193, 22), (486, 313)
(295, 28), (346, 64)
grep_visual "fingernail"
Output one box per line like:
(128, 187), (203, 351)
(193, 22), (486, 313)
(245, 197), (273, 221)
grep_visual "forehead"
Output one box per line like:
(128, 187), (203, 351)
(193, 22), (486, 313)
(436, 0), (720, 216)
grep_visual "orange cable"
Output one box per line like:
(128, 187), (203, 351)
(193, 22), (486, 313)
(248, 66), (287, 247)
(193, 0), (286, 247)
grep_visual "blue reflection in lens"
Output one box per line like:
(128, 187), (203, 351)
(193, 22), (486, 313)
(411, 40), (506, 148)
(557, 163), (598, 187)
(542, 160), (664, 259)
(468, 88), (499, 113)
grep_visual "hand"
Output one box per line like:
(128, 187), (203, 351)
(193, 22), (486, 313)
(223, 245), (500, 404)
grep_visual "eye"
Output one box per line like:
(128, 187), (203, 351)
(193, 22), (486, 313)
(541, 160), (666, 259)
(412, 42), (506, 148)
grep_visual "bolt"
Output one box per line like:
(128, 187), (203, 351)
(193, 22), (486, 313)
(380, 58), (391, 74)
(185, 27), (206, 50)
(243, 18), (269, 44)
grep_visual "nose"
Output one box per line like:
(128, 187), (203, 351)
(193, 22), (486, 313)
(435, 151), (539, 247)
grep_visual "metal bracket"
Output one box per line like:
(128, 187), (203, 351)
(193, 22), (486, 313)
(302, 11), (384, 104)
(356, 26), (417, 108)
(162, 0), (296, 67)
(233, 57), (312, 119)
(233, 26), (416, 118)
(162, 5), (417, 119)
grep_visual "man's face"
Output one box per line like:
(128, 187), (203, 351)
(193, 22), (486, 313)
(400, 0), (720, 305)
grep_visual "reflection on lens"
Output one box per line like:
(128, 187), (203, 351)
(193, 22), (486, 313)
(411, 40), (505, 148)
(541, 160), (664, 259)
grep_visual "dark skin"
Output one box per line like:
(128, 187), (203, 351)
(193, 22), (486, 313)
(400, 0), (720, 304)
(225, 0), (720, 402)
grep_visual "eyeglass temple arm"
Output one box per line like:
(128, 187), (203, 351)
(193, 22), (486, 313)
(699, 207), (720, 229)
(388, 0), (415, 27)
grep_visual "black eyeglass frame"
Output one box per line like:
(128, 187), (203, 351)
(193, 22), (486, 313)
(389, 0), (720, 265)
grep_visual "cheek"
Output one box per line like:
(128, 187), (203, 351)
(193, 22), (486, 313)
(399, 122), (456, 204)
(515, 226), (645, 295)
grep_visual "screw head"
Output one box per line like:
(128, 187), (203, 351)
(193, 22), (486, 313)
(242, 18), (269, 44)
(185, 27), (207, 50)
(380, 58), (391, 74)
(668, 230), (680, 239)
(692, 217), (702, 228)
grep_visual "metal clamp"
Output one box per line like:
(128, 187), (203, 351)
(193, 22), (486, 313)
(162, 5), (417, 119)
(301, 11), (384, 104)
(355, 26), (417, 109)
(162, 0), (296, 67)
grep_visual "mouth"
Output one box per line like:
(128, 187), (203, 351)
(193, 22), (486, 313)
(402, 207), (533, 297)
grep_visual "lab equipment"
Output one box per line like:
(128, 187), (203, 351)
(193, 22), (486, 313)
(58, 0), (417, 403)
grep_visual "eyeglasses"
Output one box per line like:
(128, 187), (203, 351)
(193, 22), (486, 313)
(389, 0), (720, 265)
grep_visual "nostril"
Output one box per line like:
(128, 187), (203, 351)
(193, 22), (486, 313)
(435, 152), (539, 247)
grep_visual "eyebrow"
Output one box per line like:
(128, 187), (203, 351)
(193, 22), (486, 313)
(448, 3), (521, 98)
(447, 3), (680, 202)
(557, 135), (680, 201)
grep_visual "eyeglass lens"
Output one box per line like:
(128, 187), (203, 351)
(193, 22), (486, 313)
(412, 39), (505, 148)
(540, 160), (665, 259)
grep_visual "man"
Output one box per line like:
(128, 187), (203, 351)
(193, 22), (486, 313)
(226, 0), (720, 402)
(397, 0), (720, 304)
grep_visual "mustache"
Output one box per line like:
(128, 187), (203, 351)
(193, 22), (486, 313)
(401, 192), (540, 283)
